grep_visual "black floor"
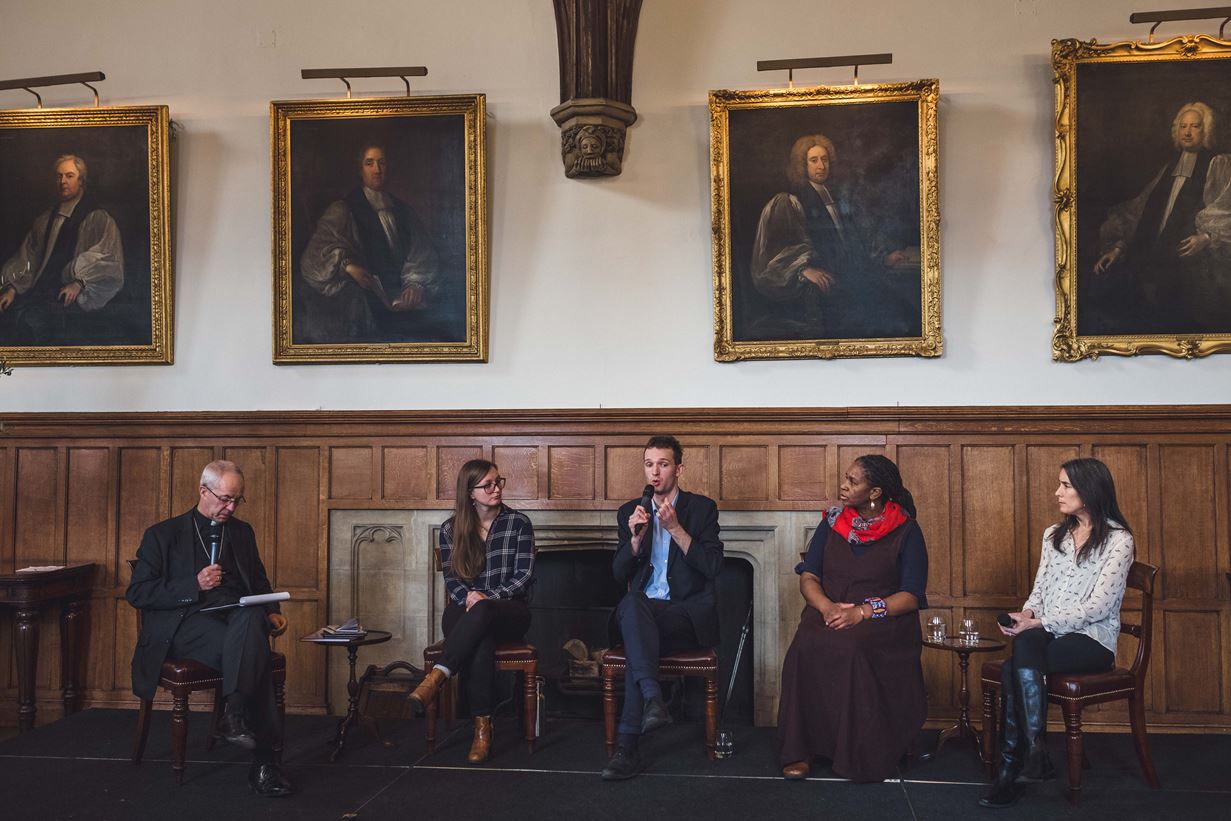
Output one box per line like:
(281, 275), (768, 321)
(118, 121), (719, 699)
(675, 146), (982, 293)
(0, 709), (1226, 820)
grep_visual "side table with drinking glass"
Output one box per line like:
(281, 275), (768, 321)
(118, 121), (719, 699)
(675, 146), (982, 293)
(919, 617), (1005, 763)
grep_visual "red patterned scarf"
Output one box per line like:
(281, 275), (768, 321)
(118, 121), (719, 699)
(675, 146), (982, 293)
(828, 501), (909, 544)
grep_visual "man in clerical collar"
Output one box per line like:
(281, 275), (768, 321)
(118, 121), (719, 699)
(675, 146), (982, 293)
(1091, 100), (1231, 334)
(0, 154), (124, 344)
(298, 142), (441, 343)
(602, 436), (724, 781)
(126, 460), (294, 797)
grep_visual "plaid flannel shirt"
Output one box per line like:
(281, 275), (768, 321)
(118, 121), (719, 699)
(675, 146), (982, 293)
(440, 506), (535, 605)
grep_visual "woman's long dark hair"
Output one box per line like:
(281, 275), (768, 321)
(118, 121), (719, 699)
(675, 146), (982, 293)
(450, 459), (498, 581)
(855, 454), (917, 519)
(1051, 457), (1131, 564)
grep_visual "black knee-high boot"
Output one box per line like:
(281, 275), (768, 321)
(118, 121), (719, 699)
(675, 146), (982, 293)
(1016, 668), (1055, 782)
(979, 661), (1024, 808)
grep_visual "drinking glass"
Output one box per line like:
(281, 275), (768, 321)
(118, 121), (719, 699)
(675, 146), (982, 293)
(927, 615), (946, 642)
(960, 618), (979, 645)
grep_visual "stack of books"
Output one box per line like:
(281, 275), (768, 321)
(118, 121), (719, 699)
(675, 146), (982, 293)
(306, 618), (367, 642)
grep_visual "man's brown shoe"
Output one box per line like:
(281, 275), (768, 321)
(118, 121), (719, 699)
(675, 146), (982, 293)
(408, 666), (448, 713)
(782, 760), (810, 780)
(467, 715), (493, 764)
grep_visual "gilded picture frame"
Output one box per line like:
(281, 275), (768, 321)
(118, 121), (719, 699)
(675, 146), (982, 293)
(710, 80), (941, 361)
(271, 94), (487, 363)
(0, 105), (172, 366)
(1053, 36), (1231, 360)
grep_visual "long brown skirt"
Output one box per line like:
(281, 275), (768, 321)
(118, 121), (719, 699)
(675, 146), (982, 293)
(777, 606), (926, 782)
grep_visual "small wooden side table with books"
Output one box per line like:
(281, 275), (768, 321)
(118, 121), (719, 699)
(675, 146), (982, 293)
(301, 627), (392, 761)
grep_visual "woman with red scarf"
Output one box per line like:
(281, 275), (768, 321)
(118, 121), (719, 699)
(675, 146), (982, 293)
(777, 454), (929, 782)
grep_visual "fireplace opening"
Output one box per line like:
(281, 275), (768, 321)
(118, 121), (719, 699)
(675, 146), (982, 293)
(523, 546), (755, 724)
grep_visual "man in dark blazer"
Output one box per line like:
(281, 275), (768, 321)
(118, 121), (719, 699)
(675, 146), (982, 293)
(601, 435), (724, 781)
(126, 459), (293, 797)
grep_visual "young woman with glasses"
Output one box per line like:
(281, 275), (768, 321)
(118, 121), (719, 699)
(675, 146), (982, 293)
(408, 459), (536, 764)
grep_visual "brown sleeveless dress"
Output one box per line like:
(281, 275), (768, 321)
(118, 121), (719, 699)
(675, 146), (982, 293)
(776, 520), (927, 782)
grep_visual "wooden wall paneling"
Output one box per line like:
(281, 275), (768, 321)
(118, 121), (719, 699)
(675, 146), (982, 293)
(116, 449), (161, 575)
(112, 596), (138, 696)
(778, 446), (826, 502)
(169, 447), (215, 515)
(684, 444), (712, 500)
(548, 446), (596, 500)
(1025, 445), (1080, 586)
(919, 608), (956, 713)
(84, 594), (116, 696)
(224, 447), (270, 552)
(896, 445), (953, 598)
(274, 447), (321, 590)
(605, 446), (645, 502)
(381, 446), (430, 500)
(961, 446), (1017, 597)
(14, 448), (60, 567)
(719, 445), (767, 501)
(1162, 610), (1222, 714)
(329, 447), (373, 501)
(437, 446), (483, 499)
(1091, 445), (1150, 562)
(1217, 443), (1230, 600)
(65, 448), (111, 571)
(0, 447), (12, 570)
(1158, 446), (1219, 600)
(492, 445), (539, 499)
(278, 598), (324, 707)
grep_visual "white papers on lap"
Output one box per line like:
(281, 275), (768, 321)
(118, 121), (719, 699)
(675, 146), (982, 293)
(17, 566), (66, 573)
(239, 592), (291, 606)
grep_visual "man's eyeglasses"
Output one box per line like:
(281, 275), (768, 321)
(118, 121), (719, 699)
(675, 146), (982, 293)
(471, 477), (507, 493)
(203, 486), (246, 506)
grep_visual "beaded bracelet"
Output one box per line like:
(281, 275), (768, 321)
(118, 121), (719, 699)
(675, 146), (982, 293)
(863, 596), (888, 619)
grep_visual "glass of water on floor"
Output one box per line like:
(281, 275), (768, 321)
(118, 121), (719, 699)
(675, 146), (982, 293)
(715, 730), (734, 759)
(960, 618), (979, 645)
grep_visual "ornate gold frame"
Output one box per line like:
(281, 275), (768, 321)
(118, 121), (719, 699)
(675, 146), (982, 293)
(0, 105), (172, 366)
(271, 94), (487, 363)
(1053, 35), (1231, 360)
(710, 80), (941, 361)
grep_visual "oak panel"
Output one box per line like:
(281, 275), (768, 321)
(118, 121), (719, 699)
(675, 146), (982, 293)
(117, 449), (161, 573)
(225, 447), (269, 549)
(437, 446), (483, 500)
(170, 448), (214, 514)
(279, 598), (324, 702)
(962, 447), (1017, 597)
(720, 446), (767, 501)
(83, 594), (116, 694)
(919, 607), (956, 712)
(382, 447), (429, 500)
(113, 597), (139, 695)
(1163, 611), (1221, 713)
(778, 446), (825, 501)
(898, 446), (952, 597)
(274, 448), (320, 589)
(1091, 445), (1149, 560)
(329, 447), (373, 500)
(1159, 446), (1218, 600)
(493, 446), (539, 499)
(683, 444), (712, 500)
(1025, 446), (1079, 577)
(605, 447), (646, 502)
(66, 448), (110, 570)
(548, 446), (596, 500)
(14, 448), (58, 567)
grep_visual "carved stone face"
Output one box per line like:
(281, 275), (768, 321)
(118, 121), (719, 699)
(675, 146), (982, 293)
(578, 129), (604, 157)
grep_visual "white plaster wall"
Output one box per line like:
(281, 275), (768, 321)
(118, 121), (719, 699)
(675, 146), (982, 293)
(1, 0), (1227, 411)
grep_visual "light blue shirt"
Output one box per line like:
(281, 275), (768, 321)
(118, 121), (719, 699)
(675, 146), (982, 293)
(644, 492), (677, 601)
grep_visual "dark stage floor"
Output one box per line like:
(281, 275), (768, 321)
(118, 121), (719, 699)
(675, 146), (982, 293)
(0, 709), (1226, 820)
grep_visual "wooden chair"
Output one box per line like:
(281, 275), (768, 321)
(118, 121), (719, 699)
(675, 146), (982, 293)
(600, 646), (719, 759)
(127, 560), (287, 784)
(420, 546), (539, 755)
(979, 560), (1160, 804)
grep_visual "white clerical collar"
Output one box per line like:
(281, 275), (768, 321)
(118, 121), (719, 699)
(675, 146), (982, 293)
(56, 193), (83, 219)
(363, 187), (392, 210)
(1172, 151), (1198, 178)
(808, 181), (834, 204)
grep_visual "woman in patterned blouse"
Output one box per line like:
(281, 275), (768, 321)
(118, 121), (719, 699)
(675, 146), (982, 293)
(408, 459), (536, 765)
(980, 457), (1134, 808)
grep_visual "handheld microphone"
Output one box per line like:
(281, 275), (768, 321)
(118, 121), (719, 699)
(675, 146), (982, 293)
(207, 521), (223, 565)
(633, 484), (654, 536)
(996, 613), (1014, 628)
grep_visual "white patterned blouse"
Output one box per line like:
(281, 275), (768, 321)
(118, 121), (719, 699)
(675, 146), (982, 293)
(1022, 521), (1135, 654)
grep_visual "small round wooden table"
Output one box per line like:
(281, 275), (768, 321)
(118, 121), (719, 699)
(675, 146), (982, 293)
(300, 629), (392, 761)
(919, 635), (1006, 763)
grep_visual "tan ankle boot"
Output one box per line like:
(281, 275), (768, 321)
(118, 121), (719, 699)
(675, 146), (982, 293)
(467, 715), (493, 764)
(408, 666), (448, 712)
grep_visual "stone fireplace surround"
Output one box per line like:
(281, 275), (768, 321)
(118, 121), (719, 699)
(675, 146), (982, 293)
(328, 508), (824, 726)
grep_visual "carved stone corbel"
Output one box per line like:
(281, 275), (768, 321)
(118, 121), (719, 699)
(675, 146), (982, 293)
(550, 0), (642, 178)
